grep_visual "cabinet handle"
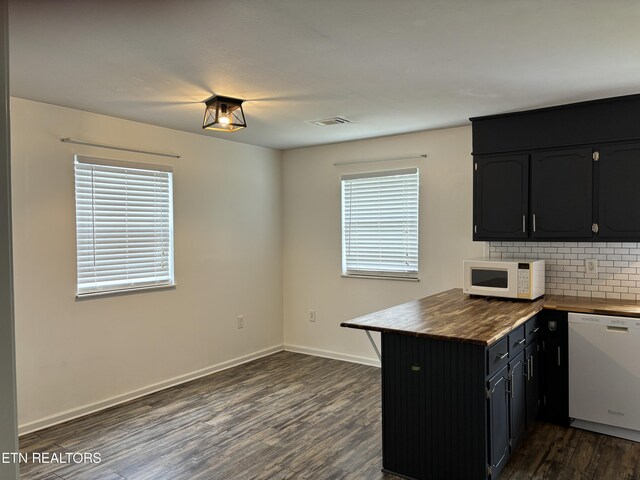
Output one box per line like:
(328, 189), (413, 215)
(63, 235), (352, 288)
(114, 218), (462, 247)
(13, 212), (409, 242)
(530, 327), (539, 334)
(496, 352), (508, 360)
(516, 338), (526, 346)
(524, 357), (530, 380)
(530, 355), (534, 379)
(522, 214), (526, 233)
(557, 346), (561, 366)
(533, 213), (537, 232)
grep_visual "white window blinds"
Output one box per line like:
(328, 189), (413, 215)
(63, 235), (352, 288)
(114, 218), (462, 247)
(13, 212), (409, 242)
(341, 168), (419, 278)
(74, 156), (175, 296)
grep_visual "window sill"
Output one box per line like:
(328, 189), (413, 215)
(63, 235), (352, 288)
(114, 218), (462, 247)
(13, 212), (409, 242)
(76, 284), (177, 300)
(341, 274), (419, 282)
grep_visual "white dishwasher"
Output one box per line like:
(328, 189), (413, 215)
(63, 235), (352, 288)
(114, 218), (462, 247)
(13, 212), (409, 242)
(569, 312), (640, 442)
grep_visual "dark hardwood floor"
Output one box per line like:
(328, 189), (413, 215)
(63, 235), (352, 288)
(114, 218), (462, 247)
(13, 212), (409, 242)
(18, 351), (640, 479)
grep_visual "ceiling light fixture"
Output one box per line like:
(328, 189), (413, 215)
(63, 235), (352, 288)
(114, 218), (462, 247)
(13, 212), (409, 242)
(202, 95), (247, 132)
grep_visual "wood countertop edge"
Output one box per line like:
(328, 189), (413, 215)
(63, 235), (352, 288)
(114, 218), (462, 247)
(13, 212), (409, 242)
(341, 292), (640, 346)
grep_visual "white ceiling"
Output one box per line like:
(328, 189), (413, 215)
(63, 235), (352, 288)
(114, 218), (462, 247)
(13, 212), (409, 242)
(8, 0), (640, 150)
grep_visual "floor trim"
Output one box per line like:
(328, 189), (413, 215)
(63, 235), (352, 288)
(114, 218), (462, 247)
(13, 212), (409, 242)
(284, 344), (380, 368)
(18, 344), (284, 436)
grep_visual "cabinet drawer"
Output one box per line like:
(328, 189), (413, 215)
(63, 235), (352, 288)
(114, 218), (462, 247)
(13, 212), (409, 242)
(509, 326), (526, 354)
(487, 336), (510, 376)
(525, 316), (540, 345)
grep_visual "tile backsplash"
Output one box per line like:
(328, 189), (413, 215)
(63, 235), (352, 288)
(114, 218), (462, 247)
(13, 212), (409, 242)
(488, 242), (640, 301)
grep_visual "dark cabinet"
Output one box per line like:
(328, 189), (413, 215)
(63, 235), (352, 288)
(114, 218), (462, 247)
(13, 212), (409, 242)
(471, 94), (640, 241)
(508, 351), (527, 451)
(598, 142), (640, 238)
(474, 154), (529, 240)
(380, 315), (545, 480)
(488, 366), (510, 476)
(530, 148), (593, 238)
(525, 342), (540, 428)
(538, 311), (570, 426)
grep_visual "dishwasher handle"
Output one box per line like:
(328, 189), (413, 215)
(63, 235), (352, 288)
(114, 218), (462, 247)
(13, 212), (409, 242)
(606, 325), (629, 333)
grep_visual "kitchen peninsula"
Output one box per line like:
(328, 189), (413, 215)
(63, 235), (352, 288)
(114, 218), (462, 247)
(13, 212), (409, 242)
(341, 288), (640, 480)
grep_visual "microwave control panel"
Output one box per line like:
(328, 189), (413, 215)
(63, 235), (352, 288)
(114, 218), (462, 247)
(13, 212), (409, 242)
(517, 268), (531, 295)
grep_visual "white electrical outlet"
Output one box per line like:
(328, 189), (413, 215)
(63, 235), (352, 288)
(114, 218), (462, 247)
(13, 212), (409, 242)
(585, 258), (598, 274)
(309, 310), (316, 322)
(237, 315), (244, 329)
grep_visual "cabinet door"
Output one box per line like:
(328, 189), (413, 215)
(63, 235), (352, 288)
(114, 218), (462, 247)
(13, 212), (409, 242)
(531, 148), (593, 238)
(474, 154), (529, 240)
(525, 342), (540, 429)
(538, 311), (570, 426)
(488, 365), (510, 474)
(598, 142), (640, 238)
(509, 351), (526, 451)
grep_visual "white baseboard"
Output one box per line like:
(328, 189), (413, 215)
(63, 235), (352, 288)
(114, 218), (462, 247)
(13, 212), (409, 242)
(19, 344), (284, 436)
(284, 344), (380, 368)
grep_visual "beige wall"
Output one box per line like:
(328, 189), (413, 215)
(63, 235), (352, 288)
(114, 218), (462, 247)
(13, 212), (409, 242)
(11, 98), (283, 432)
(282, 126), (484, 364)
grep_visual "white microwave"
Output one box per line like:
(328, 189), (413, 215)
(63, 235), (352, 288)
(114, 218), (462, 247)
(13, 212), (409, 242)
(463, 258), (545, 300)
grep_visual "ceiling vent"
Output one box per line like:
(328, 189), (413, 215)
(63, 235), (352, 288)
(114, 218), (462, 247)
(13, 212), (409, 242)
(308, 116), (352, 126)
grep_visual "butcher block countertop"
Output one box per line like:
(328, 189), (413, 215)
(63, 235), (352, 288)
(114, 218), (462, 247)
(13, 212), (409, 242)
(340, 288), (640, 346)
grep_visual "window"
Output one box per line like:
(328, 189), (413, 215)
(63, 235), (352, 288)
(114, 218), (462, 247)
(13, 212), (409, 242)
(74, 156), (174, 296)
(341, 168), (419, 279)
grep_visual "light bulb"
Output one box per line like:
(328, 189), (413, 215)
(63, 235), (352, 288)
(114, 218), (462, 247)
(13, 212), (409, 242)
(219, 116), (230, 125)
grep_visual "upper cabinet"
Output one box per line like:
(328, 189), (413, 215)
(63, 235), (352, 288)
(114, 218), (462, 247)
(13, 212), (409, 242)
(598, 142), (640, 238)
(474, 154), (528, 239)
(471, 94), (640, 241)
(531, 148), (592, 239)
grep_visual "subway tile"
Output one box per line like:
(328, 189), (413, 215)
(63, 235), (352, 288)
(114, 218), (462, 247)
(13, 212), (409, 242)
(615, 248), (630, 255)
(577, 291), (591, 298)
(621, 293), (636, 300)
(607, 279), (621, 286)
(607, 242), (623, 248)
(621, 280), (635, 287)
(592, 291), (606, 299)
(614, 286), (629, 293)
(606, 292), (622, 300)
